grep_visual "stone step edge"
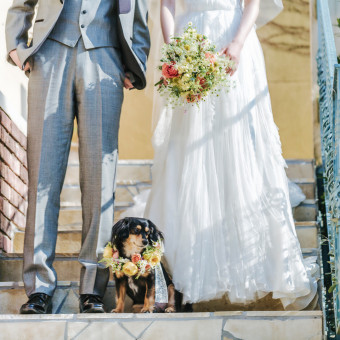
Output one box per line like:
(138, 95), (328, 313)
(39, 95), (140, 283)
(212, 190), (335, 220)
(67, 158), (315, 166)
(55, 221), (320, 231)
(0, 248), (319, 259)
(0, 281), (114, 289)
(285, 159), (315, 164)
(61, 179), (316, 189)
(10, 221), (318, 234)
(0, 311), (323, 320)
(60, 199), (318, 210)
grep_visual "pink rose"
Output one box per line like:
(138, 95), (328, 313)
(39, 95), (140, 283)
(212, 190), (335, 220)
(131, 254), (142, 264)
(162, 63), (179, 79)
(187, 93), (201, 103)
(197, 77), (208, 89)
(112, 250), (119, 260)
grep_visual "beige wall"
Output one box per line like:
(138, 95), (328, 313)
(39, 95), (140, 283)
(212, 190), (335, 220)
(119, 0), (314, 160)
(257, 0), (314, 160)
(118, 86), (154, 159)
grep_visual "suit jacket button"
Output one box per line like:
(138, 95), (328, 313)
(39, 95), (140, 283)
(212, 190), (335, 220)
(81, 24), (85, 28)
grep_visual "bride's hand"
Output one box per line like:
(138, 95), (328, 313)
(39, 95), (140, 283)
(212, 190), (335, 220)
(221, 40), (243, 76)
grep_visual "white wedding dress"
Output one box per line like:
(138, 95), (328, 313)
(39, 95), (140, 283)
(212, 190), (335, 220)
(130, 0), (318, 309)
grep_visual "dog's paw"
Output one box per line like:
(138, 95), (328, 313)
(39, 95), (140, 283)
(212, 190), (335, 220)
(165, 306), (176, 313)
(111, 308), (124, 313)
(141, 306), (154, 313)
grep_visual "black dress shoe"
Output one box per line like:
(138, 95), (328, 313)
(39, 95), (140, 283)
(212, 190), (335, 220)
(79, 294), (105, 313)
(20, 293), (53, 314)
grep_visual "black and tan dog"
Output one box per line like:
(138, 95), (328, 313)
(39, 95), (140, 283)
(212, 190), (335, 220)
(110, 217), (176, 313)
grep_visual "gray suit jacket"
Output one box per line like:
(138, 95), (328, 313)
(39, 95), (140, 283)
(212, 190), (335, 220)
(6, 0), (150, 90)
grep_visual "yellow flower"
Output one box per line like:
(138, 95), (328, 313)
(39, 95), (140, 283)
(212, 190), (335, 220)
(149, 252), (162, 266)
(184, 45), (190, 51)
(178, 65), (188, 74)
(178, 79), (190, 91)
(122, 262), (138, 277)
(186, 56), (192, 63)
(103, 245), (113, 259)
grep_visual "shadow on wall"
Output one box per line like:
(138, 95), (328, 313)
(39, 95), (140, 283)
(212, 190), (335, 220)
(20, 84), (27, 120)
(0, 84), (27, 124)
(258, 0), (310, 56)
(0, 91), (6, 111)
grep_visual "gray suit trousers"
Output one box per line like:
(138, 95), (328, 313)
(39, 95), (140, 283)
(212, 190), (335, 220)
(24, 38), (124, 297)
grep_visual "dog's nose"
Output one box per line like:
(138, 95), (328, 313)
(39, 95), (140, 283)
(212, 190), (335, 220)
(142, 239), (148, 246)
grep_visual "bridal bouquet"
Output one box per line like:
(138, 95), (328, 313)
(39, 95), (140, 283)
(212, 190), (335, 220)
(155, 22), (234, 106)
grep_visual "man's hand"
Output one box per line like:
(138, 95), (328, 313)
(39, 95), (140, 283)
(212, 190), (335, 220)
(124, 73), (134, 89)
(9, 49), (31, 72)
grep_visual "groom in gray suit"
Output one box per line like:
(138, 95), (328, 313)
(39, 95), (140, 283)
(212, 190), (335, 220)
(6, 0), (150, 313)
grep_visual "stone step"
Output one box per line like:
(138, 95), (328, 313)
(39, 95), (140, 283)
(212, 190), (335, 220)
(12, 222), (319, 254)
(63, 158), (314, 185)
(58, 206), (128, 227)
(63, 160), (153, 187)
(57, 199), (317, 232)
(285, 159), (315, 181)
(13, 230), (81, 254)
(0, 248), (319, 283)
(296, 181), (316, 200)
(0, 281), (119, 315)
(0, 281), (318, 315)
(67, 143), (80, 166)
(61, 159), (315, 207)
(60, 184), (151, 207)
(60, 181), (315, 207)
(293, 200), (318, 222)
(62, 162), (315, 200)
(0, 273), (321, 315)
(0, 310), (323, 340)
(0, 254), (82, 282)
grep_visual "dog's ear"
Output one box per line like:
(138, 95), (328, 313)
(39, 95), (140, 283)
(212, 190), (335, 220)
(111, 218), (130, 244)
(147, 219), (164, 243)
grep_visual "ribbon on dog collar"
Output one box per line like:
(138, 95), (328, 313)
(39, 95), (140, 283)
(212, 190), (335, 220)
(155, 263), (168, 303)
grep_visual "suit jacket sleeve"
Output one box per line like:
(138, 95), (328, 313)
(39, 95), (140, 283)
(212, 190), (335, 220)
(5, 0), (38, 65)
(131, 0), (150, 73)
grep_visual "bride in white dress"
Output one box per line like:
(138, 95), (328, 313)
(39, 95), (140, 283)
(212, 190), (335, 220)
(130, 0), (318, 309)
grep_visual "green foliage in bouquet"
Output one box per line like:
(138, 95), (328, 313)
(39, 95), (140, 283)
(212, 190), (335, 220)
(155, 23), (235, 106)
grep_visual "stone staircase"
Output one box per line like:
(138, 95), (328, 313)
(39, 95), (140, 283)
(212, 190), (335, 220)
(0, 144), (323, 339)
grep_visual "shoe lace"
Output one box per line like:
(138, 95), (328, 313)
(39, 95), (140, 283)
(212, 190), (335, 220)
(28, 293), (49, 305)
(82, 295), (103, 304)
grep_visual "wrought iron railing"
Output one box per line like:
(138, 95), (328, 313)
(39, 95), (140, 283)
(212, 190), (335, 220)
(317, 0), (340, 334)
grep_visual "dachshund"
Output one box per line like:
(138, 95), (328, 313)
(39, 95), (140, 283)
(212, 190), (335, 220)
(109, 217), (176, 313)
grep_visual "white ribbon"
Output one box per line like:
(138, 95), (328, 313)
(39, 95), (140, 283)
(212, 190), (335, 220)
(155, 263), (168, 303)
